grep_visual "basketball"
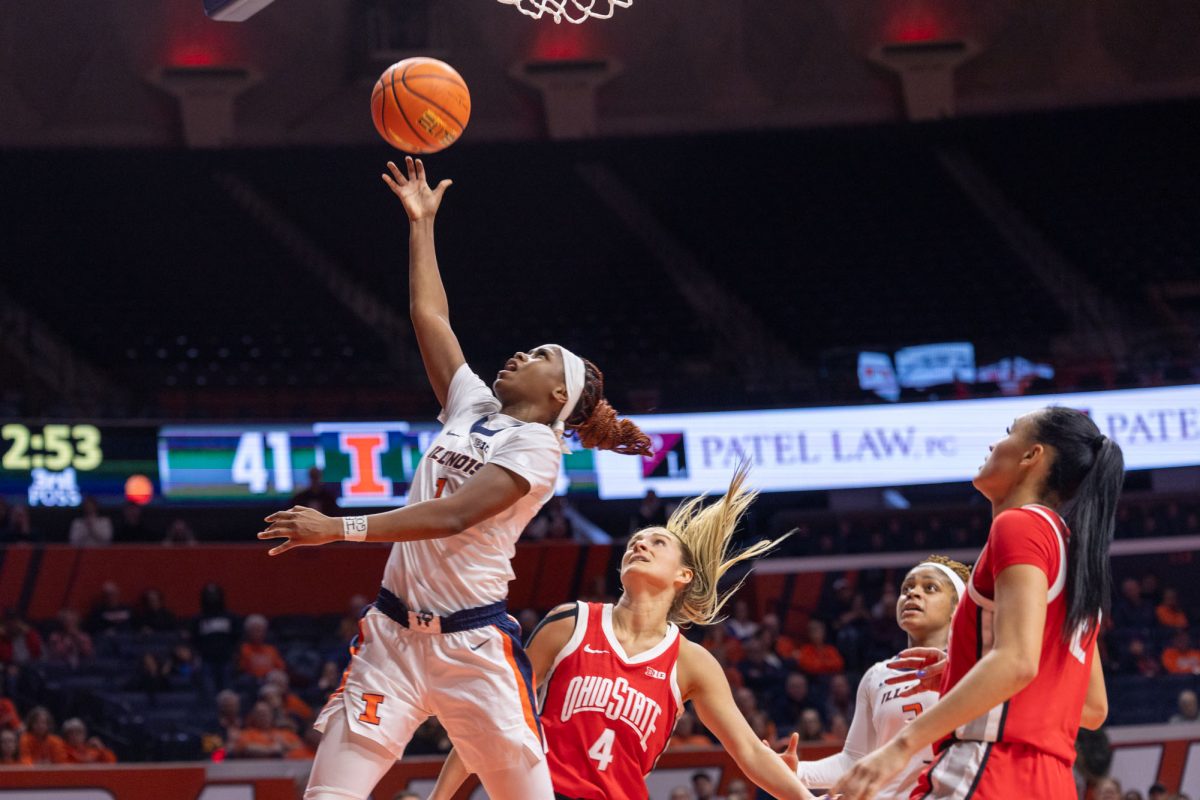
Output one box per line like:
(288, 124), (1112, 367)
(371, 57), (471, 154)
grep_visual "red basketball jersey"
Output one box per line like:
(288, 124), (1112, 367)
(539, 602), (682, 800)
(940, 505), (1098, 765)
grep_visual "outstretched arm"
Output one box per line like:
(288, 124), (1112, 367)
(382, 156), (464, 408)
(683, 643), (815, 800)
(795, 669), (875, 790)
(259, 464), (528, 554)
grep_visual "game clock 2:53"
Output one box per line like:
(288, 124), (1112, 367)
(1, 424), (103, 471)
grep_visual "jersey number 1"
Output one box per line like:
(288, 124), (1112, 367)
(434, 478), (448, 498)
(588, 728), (616, 772)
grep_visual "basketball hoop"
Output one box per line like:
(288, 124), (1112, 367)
(497, 0), (632, 24)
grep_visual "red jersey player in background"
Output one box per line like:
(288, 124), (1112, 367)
(430, 466), (815, 800)
(834, 407), (1120, 800)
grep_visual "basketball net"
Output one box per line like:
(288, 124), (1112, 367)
(497, 0), (632, 24)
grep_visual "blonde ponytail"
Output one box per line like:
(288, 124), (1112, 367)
(665, 463), (790, 627)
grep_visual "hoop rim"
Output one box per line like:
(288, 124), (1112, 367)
(497, 0), (633, 24)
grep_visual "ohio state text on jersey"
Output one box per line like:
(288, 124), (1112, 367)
(538, 602), (682, 800)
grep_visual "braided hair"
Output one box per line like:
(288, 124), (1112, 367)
(565, 359), (652, 456)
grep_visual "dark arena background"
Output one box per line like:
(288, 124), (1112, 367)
(2, 1), (1199, 798)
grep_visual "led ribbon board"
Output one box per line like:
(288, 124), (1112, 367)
(157, 422), (598, 505)
(593, 384), (1200, 499)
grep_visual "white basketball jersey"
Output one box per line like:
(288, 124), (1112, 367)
(381, 364), (560, 616)
(797, 658), (940, 800)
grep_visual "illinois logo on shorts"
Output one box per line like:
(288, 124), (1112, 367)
(358, 692), (385, 725)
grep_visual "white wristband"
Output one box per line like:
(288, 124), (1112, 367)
(342, 516), (368, 542)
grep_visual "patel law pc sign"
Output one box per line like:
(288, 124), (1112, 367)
(594, 384), (1200, 499)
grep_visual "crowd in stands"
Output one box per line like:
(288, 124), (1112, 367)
(0, 496), (199, 548)
(0, 560), (1197, 798)
(0, 486), (1198, 800)
(1089, 778), (1191, 800)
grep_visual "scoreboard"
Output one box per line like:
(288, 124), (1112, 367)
(156, 425), (322, 503)
(156, 422), (599, 506)
(157, 422), (440, 506)
(2, 420), (597, 508)
(0, 423), (159, 507)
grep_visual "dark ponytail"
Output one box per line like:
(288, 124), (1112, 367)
(1033, 407), (1126, 642)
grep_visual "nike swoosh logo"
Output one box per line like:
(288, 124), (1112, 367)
(469, 639), (488, 651)
(446, 432), (461, 437)
(583, 645), (609, 655)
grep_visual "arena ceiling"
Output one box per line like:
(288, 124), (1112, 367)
(2, 0), (1200, 148)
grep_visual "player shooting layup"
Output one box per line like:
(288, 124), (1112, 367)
(260, 157), (651, 800)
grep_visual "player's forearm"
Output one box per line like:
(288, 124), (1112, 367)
(891, 649), (1035, 759)
(1080, 643), (1108, 730)
(796, 750), (859, 790)
(733, 740), (814, 800)
(1080, 679), (1108, 729)
(409, 218), (450, 320)
(428, 747), (471, 800)
(348, 501), (467, 543)
(1080, 700), (1107, 730)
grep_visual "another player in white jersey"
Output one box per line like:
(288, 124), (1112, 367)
(789, 556), (971, 800)
(258, 157), (651, 800)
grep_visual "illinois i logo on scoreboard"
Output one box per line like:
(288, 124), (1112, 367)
(337, 432), (394, 501)
(642, 433), (687, 479)
(314, 422), (415, 508)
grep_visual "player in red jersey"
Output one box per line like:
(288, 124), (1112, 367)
(430, 467), (815, 800)
(834, 407), (1121, 800)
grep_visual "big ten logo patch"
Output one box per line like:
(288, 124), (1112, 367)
(642, 433), (688, 479)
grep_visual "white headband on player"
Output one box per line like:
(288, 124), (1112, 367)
(913, 561), (966, 600)
(538, 343), (586, 455)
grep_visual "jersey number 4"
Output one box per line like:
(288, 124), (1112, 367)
(588, 728), (616, 772)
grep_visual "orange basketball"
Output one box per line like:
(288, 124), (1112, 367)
(371, 57), (471, 154)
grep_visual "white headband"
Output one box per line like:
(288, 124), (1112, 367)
(913, 562), (966, 600)
(538, 343), (586, 455)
